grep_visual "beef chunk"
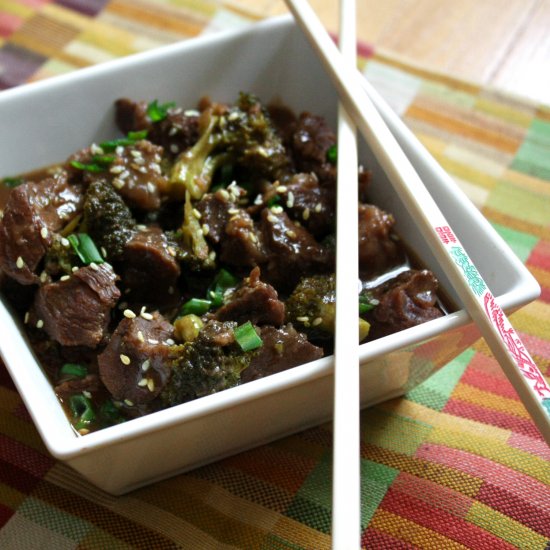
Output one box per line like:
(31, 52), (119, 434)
(284, 172), (335, 237)
(0, 173), (83, 284)
(366, 269), (443, 339)
(115, 98), (200, 160)
(215, 266), (285, 326)
(241, 324), (323, 383)
(120, 227), (181, 303)
(260, 208), (333, 290)
(219, 209), (268, 268)
(291, 112), (336, 186)
(32, 263), (120, 347)
(358, 204), (405, 278)
(55, 374), (101, 401)
(98, 312), (174, 404)
(195, 190), (235, 245)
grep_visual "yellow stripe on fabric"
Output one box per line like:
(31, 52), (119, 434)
(77, 23), (145, 58)
(369, 508), (469, 550)
(503, 168), (550, 197)
(28, 58), (81, 83)
(41, 3), (90, 31)
(413, 131), (448, 157)
(475, 96), (534, 128)
(482, 207), (550, 241)
(380, 399), (511, 444)
(452, 383), (532, 419)
(0, 411), (48, 453)
(466, 502), (547, 548)
(450, 176), (490, 209)
(271, 515), (331, 550)
(436, 155), (499, 191)
(0, 482), (26, 510)
(78, 529), (136, 550)
(0, 0), (34, 19)
(0, 387), (23, 413)
(427, 428), (550, 484)
(528, 266), (550, 292)
(511, 302), (550, 340)
(136, 475), (274, 547)
(444, 143), (506, 179)
(364, 444), (483, 497)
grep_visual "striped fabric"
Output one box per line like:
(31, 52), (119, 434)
(0, 1), (549, 548)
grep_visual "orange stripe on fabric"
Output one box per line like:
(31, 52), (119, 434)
(405, 104), (523, 154)
(481, 206), (550, 240)
(271, 515), (331, 550)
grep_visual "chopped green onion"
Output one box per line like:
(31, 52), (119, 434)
(326, 144), (337, 165)
(266, 194), (281, 208)
(67, 233), (104, 265)
(70, 394), (95, 429)
(2, 176), (24, 188)
(211, 164), (235, 191)
(99, 399), (125, 426)
(99, 130), (148, 152)
(180, 298), (212, 316)
(234, 321), (263, 352)
(147, 99), (176, 122)
(59, 363), (87, 379)
(70, 154), (116, 173)
(359, 294), (377, 314)
(208, 268), (240, 308)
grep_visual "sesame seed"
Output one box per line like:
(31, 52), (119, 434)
(60, 275), (70, 281)
(89, 262), (99, 271)
(312, 317), (323, 326)
(168, 126), (178, 136)
(201, 224), (210, 236)
(61, 237), (70, 247)
(112, 178), (125, 190)
(136, 224), (147, 231)
(110, 165), (124, 174)
(302, 208), (310, 220)
(40, 271), (48, 283)
(120, 170), (130, 180)
(138, 378), (148, 387)
(40, 227), (49, 239)
(147, 378), (156, 392)
(254, 194), (263, 205)
(100, 247), (107, 258)
(141, 311), (153, 321)
(167, 246), (177, 257)
(90, 143), (104, 155)
(170, 144), (179, 154)
(130, 150), (142, 158)
(120, 354), (131, 365)
(83, 390), (92, 398)
(286, 191), (294, 208)
(141, 359), (151, 372)
(296, 316), (309, 322)
(36, 319), (44, 329)
(192, 208), (202, 219)
(209, 250), (217, 261)
(72, 266), (79, 273)
(315, 203), (322, 213)
(124, 399), (134, 407)
(138, 166), (147, 174)
(24, 312), (29, 324)
(137, 330), (145, 342)
(228, 207), (240, 215)
(151, 163), (161, 174)
(219, 189), (230, 201)
(78, 428), (90, 435)
(310, 172), (319, 182)
(115, 146), (124, 156)
(285, 230), (296, 239)
(123, 309), (136, 319)
(166, 338), (175, 346)
(267, 214), (277, 223)
(15, 256), (25, 269)
(147, 182), (155, 193)
(270, 205), (283, 214)
(276, 185), (287, 193)
(148, 338), (158, 345)
(134, 157), (145, 166)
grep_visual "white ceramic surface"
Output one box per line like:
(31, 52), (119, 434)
(0, 15), (540, 494)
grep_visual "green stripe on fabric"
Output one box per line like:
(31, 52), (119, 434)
(18, 496), (93, 541)
(361, 409), (433, 455)
(419, 80), (477, 110)
(261, 534), (305, 550)
(361, 459), (398, 528)
(511, 118), (550, 180)
(407, 349), (475, 411)
(491, 222), (539, 262)
(485, 180), (549, 225)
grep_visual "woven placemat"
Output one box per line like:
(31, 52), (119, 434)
(0, 2), (549, 548)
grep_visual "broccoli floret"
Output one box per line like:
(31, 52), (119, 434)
(81, 179), (136, 259)
(169, 93), (289, 200)
(43, 236), (80, 277)
(286, 273), (370, 342)
(159, 320), (252, 406)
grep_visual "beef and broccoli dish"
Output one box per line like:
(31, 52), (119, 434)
(0, 93), (445, 434)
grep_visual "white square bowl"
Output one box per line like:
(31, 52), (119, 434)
(0, 15), (540, 494)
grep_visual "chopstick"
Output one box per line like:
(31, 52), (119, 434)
(331, 0), (361, 547)
(283, 0), (550, 447)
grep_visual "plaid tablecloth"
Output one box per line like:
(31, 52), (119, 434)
(0, 2), (549, 548)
